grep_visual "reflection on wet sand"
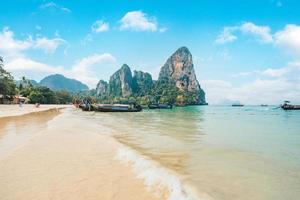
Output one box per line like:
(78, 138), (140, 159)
(0, 109), (61, 160)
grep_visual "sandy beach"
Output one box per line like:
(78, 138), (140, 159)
(0, 104), (69, 118)
(0, 107), (160, 200)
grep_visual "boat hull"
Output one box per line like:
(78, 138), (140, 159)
(148, 104), (173, 109)
(94, 104), (142, 112)
(281, 105), (300, 110)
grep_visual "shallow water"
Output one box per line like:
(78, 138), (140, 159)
(0, 109), (61, 160)
(0, 106), (299, 200)
(83, 106), (300, 200)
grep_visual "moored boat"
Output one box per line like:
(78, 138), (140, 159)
(94, 103), (142, 112)
(281, 101), (300, 110)
(148, 103), (173, 109)
(232, 103), (244, 107)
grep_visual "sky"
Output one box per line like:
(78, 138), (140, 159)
(0, 0), (300, 104)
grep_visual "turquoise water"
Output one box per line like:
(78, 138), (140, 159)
(83, 106), (300, 200)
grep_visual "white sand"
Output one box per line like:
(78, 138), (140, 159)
(0, 108), (160, 200)
(0, 104), (70, 118)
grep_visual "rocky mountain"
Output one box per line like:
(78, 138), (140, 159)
(96, 80), (108, 96)
(108, 64), (133, 97)
(39, 74), (88, 92)
(95, 46), (206, 105)
(132, 70), (153, 95)
(157, 46), (206, 105)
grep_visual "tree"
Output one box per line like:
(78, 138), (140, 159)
(55, 90), (72, 104)
(0, 56), (16, 96)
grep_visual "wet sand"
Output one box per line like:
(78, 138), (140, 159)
(0, 108), (160, 200)
(0, 104), (69, 118)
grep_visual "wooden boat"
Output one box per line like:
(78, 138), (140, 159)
(281, 101), (300, 110)
(79, 104), (95, 111)
(148, 103), (173, 109)
(94, 104), (142, 112)
(232, 103), (244, 107)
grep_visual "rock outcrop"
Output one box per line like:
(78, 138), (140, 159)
(96, 80), (108, 96)
(157, 47), (206, 104)
(132, 70), (153, 95)
(95, 47), (206, 105)
(108, 64), (133, 97)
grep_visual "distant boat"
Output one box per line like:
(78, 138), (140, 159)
(281, 101), (300, 110)
(148, 103), (173, 109)
(260, 104), (268, 107)
(94, 104), (142, 112)
(232, 103), (244, 107)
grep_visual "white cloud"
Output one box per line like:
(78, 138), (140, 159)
(39, 2), (71, 13)
(5, 57), (64, 80)
(274, 24), (300, 56)
(34, 37), (66, 54)
(0, 27), (66, 57)
(216, 22), (273, 44)
(67, 53), (116, 87)
(202, 78), (300, 105)
(232, 62), (300, 78)
(119, 11), (158, 32)
(204, 62), (300, 105)
(0, 27), (33, 56)
(215, 26), (238, 44)
(91, 20), (109, 33)
(240, 22), (273, 43)
(4, 53), (117, 88)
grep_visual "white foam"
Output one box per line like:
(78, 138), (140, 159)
(115, 145), (208, 200)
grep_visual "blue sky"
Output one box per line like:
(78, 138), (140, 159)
(1, 0), (300, 104)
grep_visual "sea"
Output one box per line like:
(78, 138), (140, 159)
(81, 105), (300, 200)
(1, 105), (299, 200)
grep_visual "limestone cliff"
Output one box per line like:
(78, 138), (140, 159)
(108, 64), (133, 97)
(157, 47), (206, 104)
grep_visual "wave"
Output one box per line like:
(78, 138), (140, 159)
(115, 145), (210, 200)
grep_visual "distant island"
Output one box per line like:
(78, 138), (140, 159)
(1, 47), (206, 106)
(95, 47), (206, 106)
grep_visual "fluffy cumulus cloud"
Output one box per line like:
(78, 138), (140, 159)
(91, 20), (109, 33)
(216, 22), (300, 60)
(274, 24), (300, 56)
(34, 37), (66, 54)
(0, 27), (116, 87)
(0, 27), (33, 56)
(119, 11), (158, 32)
(4, 53), (117, 88)
(0, 27), (66, 56)
(5, 58), (64, 80)
(67, 53), (117, 87)
(240, 22), (273, 43)
(216, 22), (273, 44)
(202, 62), (300, 105)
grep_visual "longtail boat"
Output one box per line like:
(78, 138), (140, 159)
(232, 103), (244, 107)
(281, 101), (300, 110)
(94, 104), (142, 112)
(148, 103), (173, 109)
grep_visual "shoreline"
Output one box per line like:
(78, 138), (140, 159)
(0, 108), (161, 200)
(0, 104), (71, 119)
